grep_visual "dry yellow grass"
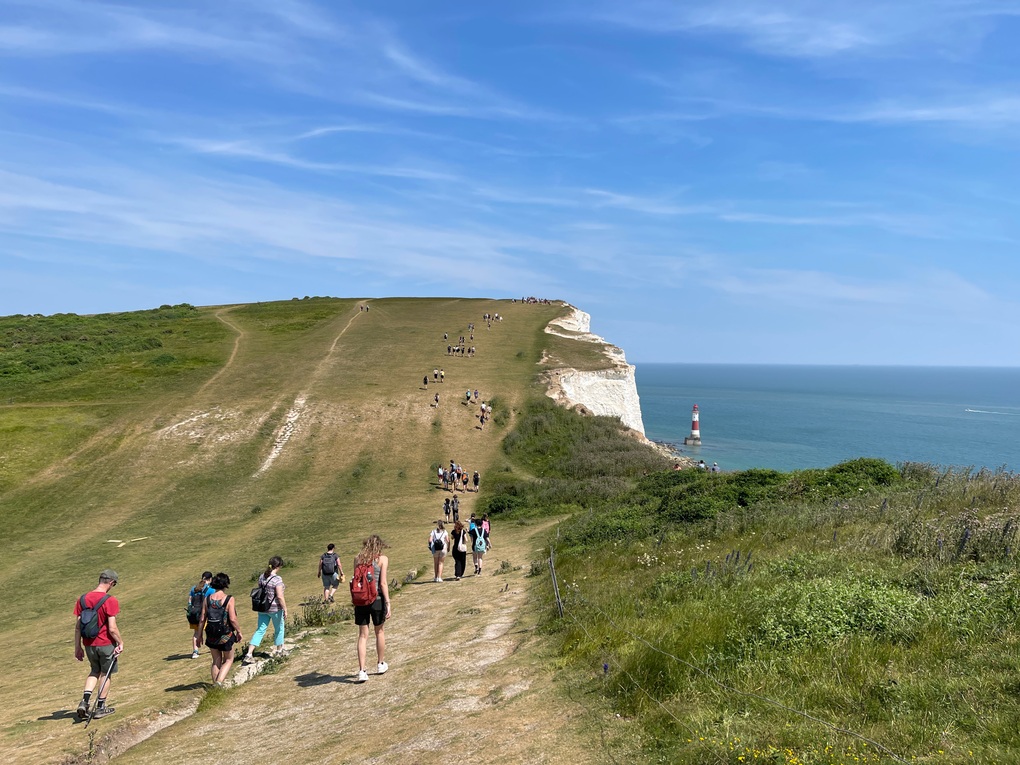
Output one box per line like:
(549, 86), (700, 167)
(2, 297), (611, 763)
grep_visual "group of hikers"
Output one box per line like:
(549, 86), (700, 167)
(73, 535), (395, 718)
(72, 310), (514, 717)
(428, 515), (491, 581)
(439, 461), (479, 493)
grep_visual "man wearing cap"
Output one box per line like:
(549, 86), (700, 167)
(74, 569), (124, 720)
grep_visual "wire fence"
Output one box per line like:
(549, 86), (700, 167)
(547, 546), (909, 765)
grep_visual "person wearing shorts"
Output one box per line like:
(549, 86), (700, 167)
(187, 571), (214, 658)
(200, 573), (242, 686)
(353, 535), (390, 683)
(74, 569), (123, 720)
(318, 544), (343, 603)
(429, 521), (449, 582)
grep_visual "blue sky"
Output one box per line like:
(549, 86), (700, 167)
(2, 1), (1019, 365)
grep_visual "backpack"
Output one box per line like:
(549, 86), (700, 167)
(186, 585), (206, 624)
(250, 576), (273, 613)
(431, 531), (446, 553)
(474, 530), (488, 553)
(350, 561), (378, 606)
(205, 595), (234, 645)
(321, 552), (337, 576)
(78, 593), (111, 641)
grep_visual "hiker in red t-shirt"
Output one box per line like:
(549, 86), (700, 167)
(73, 569), (124, 720)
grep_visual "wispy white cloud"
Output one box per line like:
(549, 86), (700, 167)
(566, 0), (1020, 60)
(170, 137), (461, 182)
(380, 39), (479, 94)
(584, 188), (710, 216)
(713, 266), (999, 319)
(846, 95), (1020, 127)
(0, 1), (553, 124)
(613, 89), (1020, 135)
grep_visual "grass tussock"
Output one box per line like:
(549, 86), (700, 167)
(492, 397), (1020, 764)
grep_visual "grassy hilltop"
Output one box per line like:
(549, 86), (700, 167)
(1, 297), (572, 763)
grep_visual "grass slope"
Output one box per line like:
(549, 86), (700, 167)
(489, 402), (1020, 765)
(2, 297), (568, 763)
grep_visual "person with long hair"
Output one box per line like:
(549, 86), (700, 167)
(353, 535), (390, 682)
(429, 520), (449, 582)
(450, 520), (468, 581)
(243, 556), (287, 664)
(199, 573), (242, 686)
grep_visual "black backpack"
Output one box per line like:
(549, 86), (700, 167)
(78, 593), (111, 640)
(205, 595), (234, 645)
(321, 552), (337, 576)
(250, 576), (273, 613)
(186, 585), (205, 623)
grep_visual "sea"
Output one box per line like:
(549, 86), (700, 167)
(636, 364), (1020, 473)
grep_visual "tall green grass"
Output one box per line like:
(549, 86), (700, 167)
(492, 400), (1020, 763)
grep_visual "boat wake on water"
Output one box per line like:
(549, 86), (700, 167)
(965, 409), (1020, 416)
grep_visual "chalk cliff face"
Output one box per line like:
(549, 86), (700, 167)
(543, 305), (647, 438)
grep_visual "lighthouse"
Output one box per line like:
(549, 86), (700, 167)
(683, 404), (701, 446)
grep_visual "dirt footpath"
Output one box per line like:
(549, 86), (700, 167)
(115, 522), (600, 765)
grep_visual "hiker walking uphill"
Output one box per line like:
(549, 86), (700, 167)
(243, 556), (288, 664)
(186, 571), (214, 659)
(319, 544), (344, 603)
(350, 534), (390, 683)
(450, 520), (469, 580)
(470, 517), (490, 575)
(200, 573), (242, 687)
(429, 520), (449, 582)
(74, 569), (123, 721)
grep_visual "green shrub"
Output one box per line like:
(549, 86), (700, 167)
(747, 577), (926, 648)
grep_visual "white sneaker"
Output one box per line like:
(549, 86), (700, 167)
(377, 661), (388, 675)
(356, 670), (368, 683)
(436, 577), (443, 583)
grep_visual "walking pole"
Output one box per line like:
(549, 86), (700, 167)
(84, 655), (118, 729)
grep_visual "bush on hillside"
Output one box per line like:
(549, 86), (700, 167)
(784, 457), (901, 500)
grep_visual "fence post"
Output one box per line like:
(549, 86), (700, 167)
(549, 545), (564, 618)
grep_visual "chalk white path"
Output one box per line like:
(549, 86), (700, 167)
(252, 304), (367, 478)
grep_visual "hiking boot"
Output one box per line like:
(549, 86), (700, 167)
(241, 655), (255, 665)
(92, 705), (116, 719)
(356, 670), (369, 683)
(76, 699), (89, 720)
(377, 662), (388, 675)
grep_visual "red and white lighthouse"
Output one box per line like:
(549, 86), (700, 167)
(683, 404), (701, 445)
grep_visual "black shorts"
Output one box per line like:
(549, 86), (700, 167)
(354, 598), (386, 626)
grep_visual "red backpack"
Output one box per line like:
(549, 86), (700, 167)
(349, 561), (378, 606)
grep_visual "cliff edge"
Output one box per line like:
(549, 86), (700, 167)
(543, 305), (647, 438)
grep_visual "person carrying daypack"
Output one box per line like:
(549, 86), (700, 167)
(200, 572), (242, 687)
(318, 544), (344, 603)
(73, 569), (123, 721)
(351, 534), (391, 683)
(470, 518), (490, 576)
(186, 571), (214, 659)
(429, 521), (449, 582)
(242, 557), (288, 665)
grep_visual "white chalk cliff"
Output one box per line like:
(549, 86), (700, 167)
(543, 305), (647, 438)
